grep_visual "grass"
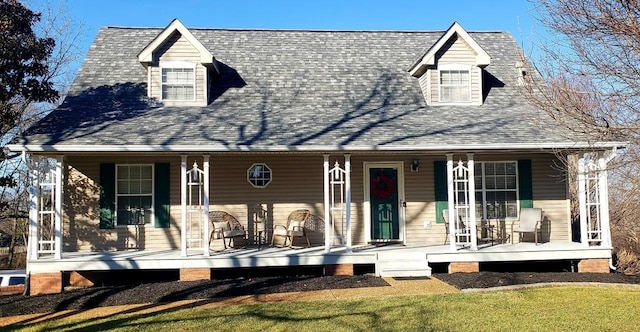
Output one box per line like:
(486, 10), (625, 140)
(5, 286), (640, 331)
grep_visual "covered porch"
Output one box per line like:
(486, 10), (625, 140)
(25, 240), (612, 294)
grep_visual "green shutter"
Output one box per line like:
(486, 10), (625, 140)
(434, 160), (448, 223)
(518, 160), (533, 209)
(154, 163), (171, 228)
(99, 163), (116, 229)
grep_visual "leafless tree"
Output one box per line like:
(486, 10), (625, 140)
(526, 0), (640, 273)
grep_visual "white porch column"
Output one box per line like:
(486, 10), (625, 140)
(467, 153), (477, 251)
(598, 157), (611, 248)
(577, 156), (588, 247)
(180, 155), (188, 257)
(323, 154), (331, 253)
(446, 153), (456, 251)
(203, 155), (210, 256)
(345, 154), (352, 253)
(27, 154), (39, 261)
(54, 156), (63, 259)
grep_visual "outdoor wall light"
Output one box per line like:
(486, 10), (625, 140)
(411, 159), (420, 172)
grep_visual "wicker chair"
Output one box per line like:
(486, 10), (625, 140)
(209, 211), (247, 249)
(271, 209), (311, 248)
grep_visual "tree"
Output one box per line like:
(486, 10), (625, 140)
(0, 0), (84, 268)
(527, 0), (640, 273)
(1, 0), (58, 182)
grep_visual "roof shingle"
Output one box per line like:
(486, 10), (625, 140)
(13, 26), (593, 152)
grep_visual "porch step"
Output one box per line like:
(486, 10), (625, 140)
(375, 251), (431, 278)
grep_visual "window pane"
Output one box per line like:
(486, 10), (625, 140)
(118, 167), (128, 180)
(440, 69), (470, 102)
(117, 180), (129, 194)
(129, 181), (141, 194)
(140, 179), (153, 193)
(129, 166), (140, 180)
(162, 68), (195, 100)
(506, 162), (517, 175)
(485, 163), (495, 175)
(485, 176), (496, 189)
(506, 175), (517, 189)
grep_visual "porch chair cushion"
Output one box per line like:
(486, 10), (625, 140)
(271, 209), (311, 248)
(209, 211), (247, 249)
(511, 208), (543, 245)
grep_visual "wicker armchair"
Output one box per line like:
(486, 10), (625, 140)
(209, 211), (247, 249)
(271, 209), (311, 248)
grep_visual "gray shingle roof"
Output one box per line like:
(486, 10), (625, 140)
(12, 26), (601, 152)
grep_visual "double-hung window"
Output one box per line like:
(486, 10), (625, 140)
(439, 64), (471, 103)
(161, 62), (195, 101)
(116, 165), (153, 226)
(474, 162), (518, 219)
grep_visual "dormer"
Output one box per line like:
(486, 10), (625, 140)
(138, 19), (218, 107)
(408, 22), (491, 106)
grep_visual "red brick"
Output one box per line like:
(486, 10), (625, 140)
(179, 268), (211, 281)
(448, 262), (480, 273)
(578, 259), (610, 273)
(324, 264), (354, 276)
(0, 285), (25, 295)
(30, 272), (63, 295)
(69, 271), (96, 288)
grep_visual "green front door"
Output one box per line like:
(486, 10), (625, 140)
(370, 168), (400, 240)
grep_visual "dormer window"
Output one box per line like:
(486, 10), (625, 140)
(161, 62), (196, 101)
(138, 19), (218, 107)
(408, 22), (491, 107)
(439, 64), (471, 103)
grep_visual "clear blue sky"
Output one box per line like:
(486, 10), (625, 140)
(28, 0), (544, 72)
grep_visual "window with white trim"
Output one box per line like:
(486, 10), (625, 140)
(161, 62), (195, 101)
(474, 162), (518, 219)
(116, 164), (153, 226)
(247, 163), (272, 188)
(439, 64), (471, 103)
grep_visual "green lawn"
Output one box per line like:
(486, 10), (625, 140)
(8, 286), (640, 331)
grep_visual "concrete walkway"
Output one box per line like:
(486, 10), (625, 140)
(0, 277), (460, 326)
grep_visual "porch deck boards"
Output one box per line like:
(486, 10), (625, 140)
(27, 241), (612, 273)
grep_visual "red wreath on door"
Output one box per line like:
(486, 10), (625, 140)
(371, 173), (395, 199)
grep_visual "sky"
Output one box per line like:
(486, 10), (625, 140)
(26, 0), (546, 76)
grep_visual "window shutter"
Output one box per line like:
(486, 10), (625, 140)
(154, 163), (171, 228)
(99, 163), (116, 229)
(518, 160), (533, 209)
(434, 160), (448, 223)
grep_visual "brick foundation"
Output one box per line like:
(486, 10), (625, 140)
(179, 268), (211, 281)
(578, 258), (610, 273)
(0, 285), (25, 295)
(324, 264), (354, 276)
(30, 272), (63, 295)
(68, 271), (97, 288)
(448, 262), (480, 273)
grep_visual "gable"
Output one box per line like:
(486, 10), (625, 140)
(138, 20), (216, 107)
(410, 23), (489, 106)
(138, 19), (215, 66)
(435, 34), (477, 65)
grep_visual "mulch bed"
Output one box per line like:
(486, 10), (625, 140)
(435, 271), (640, 289)
(0, 275), (388, 317)
(2, 272), (640, 317)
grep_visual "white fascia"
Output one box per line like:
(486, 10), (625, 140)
(7, 141), (627, 153)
